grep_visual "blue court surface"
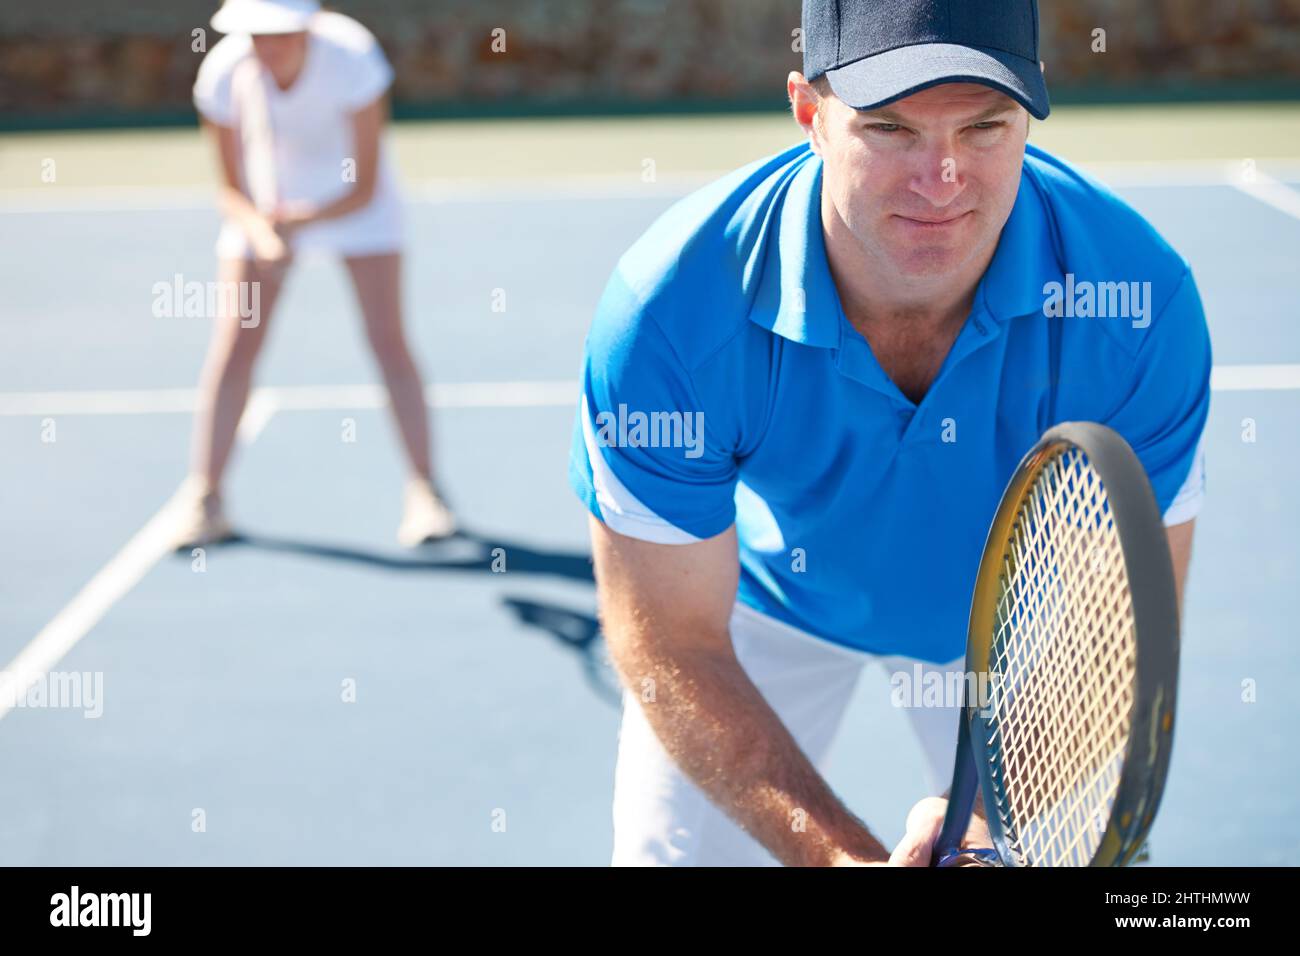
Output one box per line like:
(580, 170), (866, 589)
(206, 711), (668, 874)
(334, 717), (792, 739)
(1, 142), (1298, 865)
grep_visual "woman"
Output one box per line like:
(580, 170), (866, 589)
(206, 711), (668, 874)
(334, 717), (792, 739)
(178, 0), (454, 548)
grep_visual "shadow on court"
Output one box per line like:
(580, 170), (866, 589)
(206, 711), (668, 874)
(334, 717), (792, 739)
(199, 527), (594, 580)
(174, 528), (620, 706)
(500, 597), (620, 706)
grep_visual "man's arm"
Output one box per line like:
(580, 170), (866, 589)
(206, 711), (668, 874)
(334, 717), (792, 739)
(590, 515), (888, 866)
(1166, 519), (1195, 622)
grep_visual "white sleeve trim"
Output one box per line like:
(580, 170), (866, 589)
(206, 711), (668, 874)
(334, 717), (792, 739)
(1163, 432), (1206, 526)
(581, 394), (700, 545)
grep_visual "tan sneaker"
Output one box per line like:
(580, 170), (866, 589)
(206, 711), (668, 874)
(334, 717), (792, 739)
(172, 477), (234, 550)
(398, 478), (457, 546)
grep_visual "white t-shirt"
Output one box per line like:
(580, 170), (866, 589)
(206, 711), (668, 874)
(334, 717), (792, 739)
(193, 11), (403, 257)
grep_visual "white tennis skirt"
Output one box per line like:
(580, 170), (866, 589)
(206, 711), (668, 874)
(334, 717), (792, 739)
(216, 187), (405, 260)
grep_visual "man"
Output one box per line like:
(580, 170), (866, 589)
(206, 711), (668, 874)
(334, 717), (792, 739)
(569, 0), (1209, 866)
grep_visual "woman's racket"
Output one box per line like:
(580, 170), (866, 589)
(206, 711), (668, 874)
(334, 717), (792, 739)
(932, 422), (1180, 867)
(233, 56), (279, 215)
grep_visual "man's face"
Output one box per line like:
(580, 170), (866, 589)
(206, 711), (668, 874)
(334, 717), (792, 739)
(808, 82), (1029, 282)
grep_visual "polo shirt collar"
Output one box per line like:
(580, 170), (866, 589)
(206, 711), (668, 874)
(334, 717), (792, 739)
(745, 152), (843, 349)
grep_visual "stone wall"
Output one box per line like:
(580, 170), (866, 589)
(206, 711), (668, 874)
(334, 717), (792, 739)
(2, 1), (1298, 122)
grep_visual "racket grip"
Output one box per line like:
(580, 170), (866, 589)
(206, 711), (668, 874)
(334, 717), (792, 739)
(931, 718), (981, 867)
(937, 846), (1001, 867)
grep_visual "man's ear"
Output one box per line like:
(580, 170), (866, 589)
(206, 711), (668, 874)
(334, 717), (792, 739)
(788, 71), (819, 135)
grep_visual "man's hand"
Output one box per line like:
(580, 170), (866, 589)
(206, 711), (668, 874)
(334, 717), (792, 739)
(890, 796), (993, 866)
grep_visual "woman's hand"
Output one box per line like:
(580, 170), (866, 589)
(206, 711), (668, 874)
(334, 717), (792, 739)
(269, 200), (317, 236)
(247, 214), (291, 266)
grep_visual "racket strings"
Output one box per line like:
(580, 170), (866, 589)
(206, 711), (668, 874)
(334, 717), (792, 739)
(986, 448), (1136, 866)
(996, 457), (1132, 863)
(998, 461), (1130, 864)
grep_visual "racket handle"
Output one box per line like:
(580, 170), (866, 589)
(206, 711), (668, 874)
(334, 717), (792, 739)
(936, 846), (1001, 867)
(931, 717), (981, 867)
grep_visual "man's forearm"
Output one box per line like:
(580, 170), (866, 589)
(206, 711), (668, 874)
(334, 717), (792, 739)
(617, 642), (886, 866)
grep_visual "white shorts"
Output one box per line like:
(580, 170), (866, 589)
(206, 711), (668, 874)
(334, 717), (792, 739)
(610, 602), (964, 866)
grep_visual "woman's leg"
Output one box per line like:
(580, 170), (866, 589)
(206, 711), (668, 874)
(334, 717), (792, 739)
(187, 256), (289, 497)
(344, 251), (455, 544)
(343, 252), (433, 481)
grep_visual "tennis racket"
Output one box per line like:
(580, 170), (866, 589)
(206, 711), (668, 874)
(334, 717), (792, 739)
(931, 422), (1180, 867)
(233, 55), (279, 216)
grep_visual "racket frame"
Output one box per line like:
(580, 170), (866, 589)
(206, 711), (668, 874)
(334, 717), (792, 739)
(933, 422), (1180, 867)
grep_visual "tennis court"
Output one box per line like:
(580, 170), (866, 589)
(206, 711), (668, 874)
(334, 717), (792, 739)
(1, 104), (1297, 864)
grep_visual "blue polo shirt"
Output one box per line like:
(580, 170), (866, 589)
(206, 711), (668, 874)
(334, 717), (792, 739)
(569, 141), (1211, 663)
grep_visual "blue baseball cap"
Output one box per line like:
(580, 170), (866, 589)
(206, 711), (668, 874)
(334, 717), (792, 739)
(802, 0), (1051, 119)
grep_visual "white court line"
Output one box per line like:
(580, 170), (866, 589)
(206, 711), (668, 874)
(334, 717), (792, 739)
(0, 176), (716, 213)
(0, 387), (199, 416)
(0, 380), (580, 417)
(1080, 159), (1300, 189)
(272, 379), (580, 411)
(0, 185), (214, 214)
(1229, 170), (1300, 221)
(3, 159), (1300, 212)
(235, 390), (280, 443)
(427, 379), (580, 408)
(1210, 364), (1300, 392)
(0, 367), (1295, 421)
(0, 398), (279, 724)
(409, 172), (719, 204)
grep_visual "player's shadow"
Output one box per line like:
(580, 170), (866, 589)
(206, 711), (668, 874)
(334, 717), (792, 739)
(203, 529), (620, 705)
(499, 597), (621, 706)
(218, 527), (594, 583)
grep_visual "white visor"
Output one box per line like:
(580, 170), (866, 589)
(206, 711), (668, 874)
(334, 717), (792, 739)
(211, 0), (320, 36)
